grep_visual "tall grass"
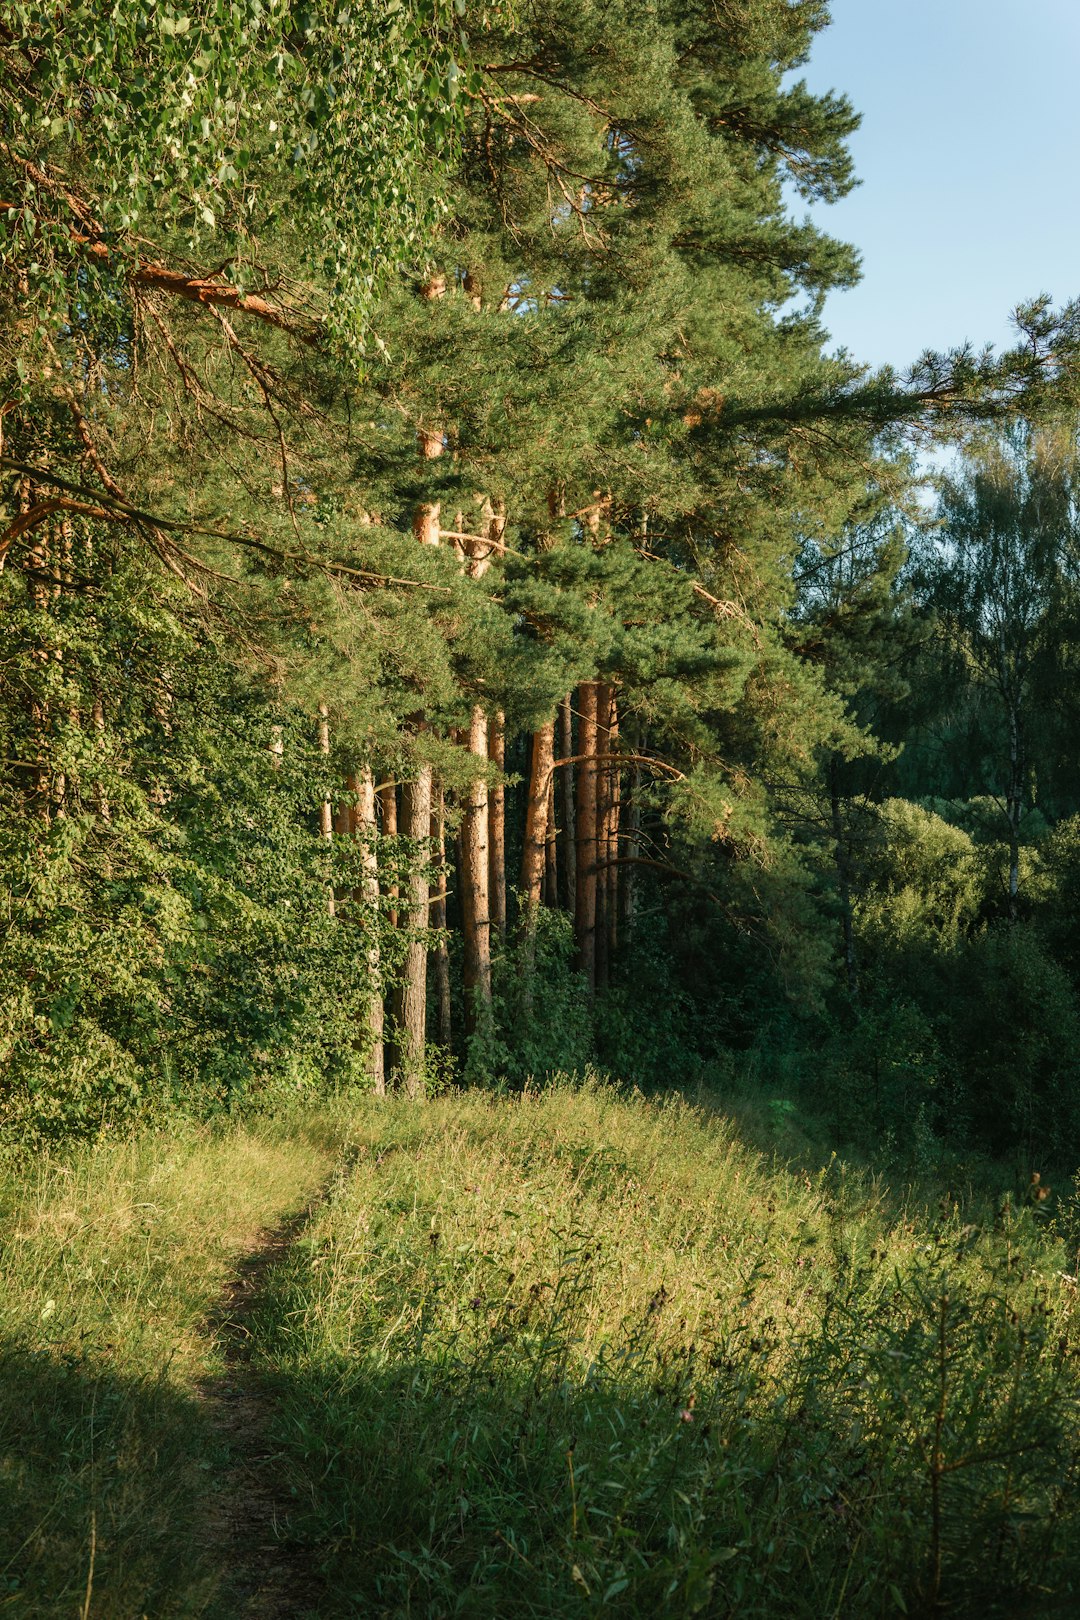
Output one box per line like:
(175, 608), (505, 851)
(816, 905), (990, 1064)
(3, 1081), (1079, 1617)
(0, 1116), (332, 1618)
(258, 1080), (1080, 1618)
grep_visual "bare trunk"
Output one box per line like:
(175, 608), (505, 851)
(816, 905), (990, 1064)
(595, 684), (613, 990)
(91, 692), (109, 822)
(1006, 700), (1023, 922)
(379, 783), (399, 929)
(829, 753), (860, 1007)
(520, 721), (554, 938)
(431, 788), (453, 1051)
(413, 429), (443, 547)
(27, 499), (51, 819)
(390, 765), (432, 1099)
(574, 682), (599, 990)
(355, 768), (385, 1092)
(413, 273), (447, 546)
(559, 693), (576, 913)
(489, 711), (507, 940)
(317, 703), (335, 917)
(460, 704), (492, 1038)
(620, 759), (641, 947)
(605, 688), (620, 969)
(544, 769), (558, 907)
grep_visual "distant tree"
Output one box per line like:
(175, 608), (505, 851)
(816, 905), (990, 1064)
(919, 424), (1080, 915)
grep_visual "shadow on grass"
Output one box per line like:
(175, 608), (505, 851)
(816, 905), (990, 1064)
(5, 1277), (1079, 1620)
(0, 1338), (219, 1619)
(248, 1235), (1080, 1620)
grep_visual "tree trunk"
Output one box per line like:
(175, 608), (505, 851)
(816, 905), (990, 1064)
(559, 693), (576, 914)
(431, 787), (453, 1050)
(379, 782), (399, 928)
(544, 769), (558, 907)
(574, 681), (599, 990)
(595, 684), (613, 990)
(355, 767), (385, 1092)
(317, 702), (335, 917)
(390, 764), (432, 1099)
(829, 752), (860, 1007)
(1006, 697), (1023, 922)
(520, 720), (554, 938)
(91, 692), (109, 822)
(460, 704), (492, 1039)
(605, 687), (620, 969)
(489, 710), (507, 940)
(620, 758), (641, 948)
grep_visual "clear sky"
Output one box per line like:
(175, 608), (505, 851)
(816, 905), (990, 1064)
(791, 0), (1080, 374)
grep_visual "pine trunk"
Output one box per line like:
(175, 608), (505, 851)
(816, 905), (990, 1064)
(595, 684), (613, 990)
(390, 765), (432, 1099)
(544, 769), (558, 907)
(574, 681), (599, 990)
(605, 688), (620, 969)
(460, 704), (493, 1038)
(489, 711), (507, 940)
(520, 720), (554, 937)
(356, 768), (386, 1092)
(379, 782), (399, 928)
(620, 759), (641, 947)
(829, 752), (860, 1007)
(559, 693), (576, 913)
(317, 703), (335, 917)
(431, 788), (453, 1050)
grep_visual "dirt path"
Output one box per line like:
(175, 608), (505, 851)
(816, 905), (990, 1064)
(198, 1187), (329, 1620)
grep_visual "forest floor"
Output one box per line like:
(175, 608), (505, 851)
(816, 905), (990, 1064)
(2, 1079), (1080, 1618)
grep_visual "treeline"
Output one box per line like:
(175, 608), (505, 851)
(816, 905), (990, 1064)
(3, 1), (1080, 1157)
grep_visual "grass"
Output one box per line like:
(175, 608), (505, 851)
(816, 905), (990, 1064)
(0, 1111), (334, 1618)
(2, 1079), (1079, 1617)
(258, 1081), (1080, 1618)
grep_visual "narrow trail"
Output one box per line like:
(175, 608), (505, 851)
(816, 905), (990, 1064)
(198, 1179), (332, 1620)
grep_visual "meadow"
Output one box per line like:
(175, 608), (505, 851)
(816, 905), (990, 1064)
(2, 1080), (1079, 1618)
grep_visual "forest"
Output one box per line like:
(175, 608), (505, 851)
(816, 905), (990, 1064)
(3, 3), (1080, 1617)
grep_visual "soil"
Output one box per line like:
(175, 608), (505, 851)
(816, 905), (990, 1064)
(197, 1191), (329, 1620)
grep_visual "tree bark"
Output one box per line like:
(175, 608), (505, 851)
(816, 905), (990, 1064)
(605, 687), (621, 968)
(595, 683), (613, 990)
(574, 682), (599, 990)
(379, 782), (399, 929)
(620, 758), (641, 948)
(545, 768), (558, 907)
(460, 704), (493, 1038)
(317, 702), (335, 917)
(355, 768), (386, 1092)
(559, 693), (576, 914)
(390, 765), (432, 1099)
(431, 788), (453, 1050)
(489, 710), (507, 940)
(520, 720), (554, 932)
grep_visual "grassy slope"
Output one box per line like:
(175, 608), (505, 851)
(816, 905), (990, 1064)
(2, 1083), (1079, 1618)
(261, 1083), (1080, 1619)
(0, 1115), (333, 1618)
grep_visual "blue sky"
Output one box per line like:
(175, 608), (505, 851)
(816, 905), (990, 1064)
(791, 0), (1080, 373)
